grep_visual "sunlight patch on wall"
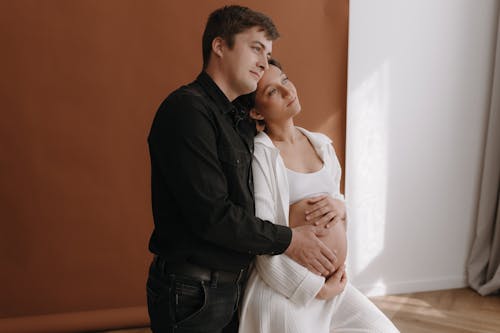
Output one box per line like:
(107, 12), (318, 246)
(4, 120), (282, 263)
(346, 61), (391, 280)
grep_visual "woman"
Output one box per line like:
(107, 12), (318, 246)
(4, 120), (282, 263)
(237, 60), (399, 333)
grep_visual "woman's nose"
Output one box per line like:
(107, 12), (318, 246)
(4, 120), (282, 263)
(282, 86), (292, 97)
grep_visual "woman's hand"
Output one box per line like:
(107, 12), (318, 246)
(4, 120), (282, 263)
(315, 265), (347, 300)
(305, 195), (346, 228)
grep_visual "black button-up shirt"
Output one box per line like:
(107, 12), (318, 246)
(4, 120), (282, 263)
(147, 72), (291, 272)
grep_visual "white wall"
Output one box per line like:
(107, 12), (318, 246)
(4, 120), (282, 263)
(346, 0), (500, 296)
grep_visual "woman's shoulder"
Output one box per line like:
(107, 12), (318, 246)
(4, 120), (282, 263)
(253, 132), (281, 166)
(254, 131), (278, 150)
(254, 131), (271, 142)
(296, 127), (333, 145)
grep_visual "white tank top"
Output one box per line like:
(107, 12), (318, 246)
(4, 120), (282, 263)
(286, 162), (335, 205)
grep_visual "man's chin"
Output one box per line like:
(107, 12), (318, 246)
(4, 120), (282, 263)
(240, 83), (258, 96)
(240, 86), (257, 96)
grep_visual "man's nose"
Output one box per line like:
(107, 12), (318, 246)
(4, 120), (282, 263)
(258, 54), (268, 71)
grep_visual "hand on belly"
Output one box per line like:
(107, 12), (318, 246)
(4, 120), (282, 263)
(289, 198), (347, 275)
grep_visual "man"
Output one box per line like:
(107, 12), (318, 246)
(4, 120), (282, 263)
(146, 5), (336, 332)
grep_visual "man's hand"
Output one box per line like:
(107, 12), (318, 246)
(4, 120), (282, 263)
(305, 195), (346, 229)
(284, 225), (336, 276)
(316, 265), (347, 300)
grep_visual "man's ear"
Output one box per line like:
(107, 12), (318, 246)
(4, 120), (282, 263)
(249, 109), (264, 121)
(212, 37), (225, 58)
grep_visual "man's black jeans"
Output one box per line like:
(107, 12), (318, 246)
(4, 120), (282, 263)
(147, 259), (241, 333)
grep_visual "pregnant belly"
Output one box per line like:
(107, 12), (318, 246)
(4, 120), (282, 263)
(289, 198), (347, 273)
(319, 222), (347, 273)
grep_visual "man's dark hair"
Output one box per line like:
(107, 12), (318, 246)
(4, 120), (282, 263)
(202, 5), (280, 69)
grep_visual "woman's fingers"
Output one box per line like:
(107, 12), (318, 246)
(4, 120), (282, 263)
(305, 199), (328, 216)
(307, 205), (329, 221)
(341, 270), (348, 283)
(306, 195), (327, 205)
(325, 265), (345, 286)
(333, 265), (345, 279)
(314, 211), (337, 227)
(325, 215), (343, 229)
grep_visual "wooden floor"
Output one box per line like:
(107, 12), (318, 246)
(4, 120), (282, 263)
(370, 288), (500, 333)
(103, 288), (500, 333)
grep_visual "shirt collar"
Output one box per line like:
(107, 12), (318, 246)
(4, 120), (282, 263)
(196, 71), (250, 126)
(196, 71), (236, 115)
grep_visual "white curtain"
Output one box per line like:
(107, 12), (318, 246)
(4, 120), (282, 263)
(467, 11), (500, 296)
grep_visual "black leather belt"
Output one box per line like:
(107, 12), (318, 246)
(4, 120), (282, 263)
(153, 255), (246, 284)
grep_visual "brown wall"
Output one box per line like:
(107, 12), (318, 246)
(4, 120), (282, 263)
(0, 0), (348, 331)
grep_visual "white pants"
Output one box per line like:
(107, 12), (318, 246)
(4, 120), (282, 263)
(240, 280), (399, 333)
(296, 283), (399, 333)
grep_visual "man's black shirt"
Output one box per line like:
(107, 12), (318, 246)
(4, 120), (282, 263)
(148, 72), (292, 272)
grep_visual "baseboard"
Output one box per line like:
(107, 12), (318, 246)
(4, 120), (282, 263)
(355, 275), (468, 297)
(0, 306), (149, 333)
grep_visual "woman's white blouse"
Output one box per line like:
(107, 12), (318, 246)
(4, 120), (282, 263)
(241, 127), (345, 309)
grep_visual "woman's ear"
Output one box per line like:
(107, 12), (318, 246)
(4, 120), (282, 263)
(249, 109), (264, 121)
(212, 37), (225, 58)
(249, 109), (266, 133)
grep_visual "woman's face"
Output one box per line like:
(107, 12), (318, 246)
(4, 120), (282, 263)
(252, 65), (301, 124)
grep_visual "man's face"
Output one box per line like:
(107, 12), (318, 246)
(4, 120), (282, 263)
(222, 26), (272, 99)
